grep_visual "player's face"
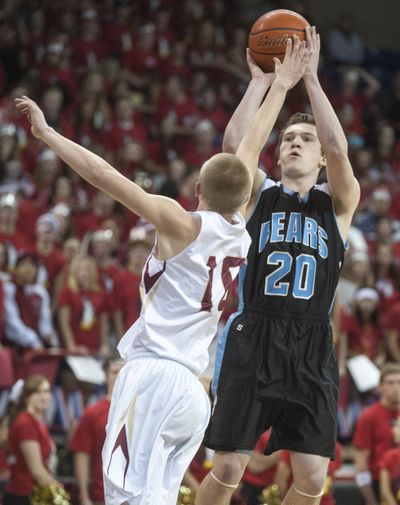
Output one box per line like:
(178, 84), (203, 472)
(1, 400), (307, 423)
(278, 123), (324, 179)
(381, 374), (400, 406)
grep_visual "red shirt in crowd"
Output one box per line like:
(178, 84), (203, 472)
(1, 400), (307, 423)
(58, 286), (106, 351)
(242, 430), (276, 488)
(35, 247), (66, 294)
(340, 309), (384, 360)
(380, 447), (400, 503)
(69, 398), (110, 502)
(6, 411), (52, 496)
(353, 402), (400, 480)
(114, 270), (142, 329)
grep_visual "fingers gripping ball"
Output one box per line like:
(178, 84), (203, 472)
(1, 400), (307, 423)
(248, 9), (310, 72)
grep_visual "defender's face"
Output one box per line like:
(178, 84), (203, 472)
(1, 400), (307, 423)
(278, 123), (324, 179)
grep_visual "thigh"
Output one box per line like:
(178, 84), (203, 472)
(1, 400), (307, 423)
(103, 358), (210, 504)
(205, 312), (282, 451)
(290, 452), (330, 487)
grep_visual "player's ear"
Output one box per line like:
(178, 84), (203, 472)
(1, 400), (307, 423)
(195, 181), (200, 198)
(318, 155), (326, 170)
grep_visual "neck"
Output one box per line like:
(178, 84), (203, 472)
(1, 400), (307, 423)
(280, 174), (318, 198)
(37, 239), (53, 254)
(27, 406), (43, 421)
(381, 398), (400, 410)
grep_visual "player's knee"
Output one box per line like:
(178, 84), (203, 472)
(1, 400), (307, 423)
(213, 453), (247, 483)
(293, 470), (326, 496)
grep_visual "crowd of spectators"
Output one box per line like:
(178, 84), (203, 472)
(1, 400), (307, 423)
(1, 0), (400, 503)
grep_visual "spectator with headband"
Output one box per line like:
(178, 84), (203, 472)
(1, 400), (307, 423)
(352, 363), (400, 505)
(3, 374), (61, 505)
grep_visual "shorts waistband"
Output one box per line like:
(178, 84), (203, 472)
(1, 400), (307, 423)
(243, 303), (330, 322)
(127, 350), (199, 375)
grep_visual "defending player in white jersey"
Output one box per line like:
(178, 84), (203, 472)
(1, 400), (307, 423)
(16, 39), (309, 505)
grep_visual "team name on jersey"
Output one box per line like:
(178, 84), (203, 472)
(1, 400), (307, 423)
(258, 212), (328, 259)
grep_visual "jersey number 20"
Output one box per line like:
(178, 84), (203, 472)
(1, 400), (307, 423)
(265, 251), (316, 299)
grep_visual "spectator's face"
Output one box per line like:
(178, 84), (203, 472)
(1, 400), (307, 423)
(381, 374), (400, 407)
(63, 238), (80, 261)
(356, 297), (377, 317)
(15, 257), (37, 285)
(0, 204), (18, 224)
(26, 380), (52, 414)
(127, 242), (151, 272)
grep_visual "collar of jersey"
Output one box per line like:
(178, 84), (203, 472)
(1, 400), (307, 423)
(279, 182), (310, 203)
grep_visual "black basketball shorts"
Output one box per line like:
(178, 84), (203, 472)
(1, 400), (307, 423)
(204, 308), (339, 458)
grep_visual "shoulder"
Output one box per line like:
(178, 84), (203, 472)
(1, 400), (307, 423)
(359, 402), (381, 421)
(82, 398), (109, 418)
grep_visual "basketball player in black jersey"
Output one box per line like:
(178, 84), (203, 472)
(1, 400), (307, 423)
(195, 27), (360, 505)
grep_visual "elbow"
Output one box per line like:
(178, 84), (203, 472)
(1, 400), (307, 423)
(222, 137), (237, 154)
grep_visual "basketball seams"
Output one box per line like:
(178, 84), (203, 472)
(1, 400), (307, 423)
(250, 27), (307, 36)
(249, 50), (286, 57)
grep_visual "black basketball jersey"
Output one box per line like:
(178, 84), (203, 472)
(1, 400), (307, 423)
(241, 177), (346, 319)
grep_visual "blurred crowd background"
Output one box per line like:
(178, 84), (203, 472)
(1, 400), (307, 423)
(1, 0), (400, 504)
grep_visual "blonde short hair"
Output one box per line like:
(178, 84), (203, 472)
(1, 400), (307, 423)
(199, 153), (252, 215)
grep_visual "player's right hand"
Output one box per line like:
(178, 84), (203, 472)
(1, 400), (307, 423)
(246, 48), (275, 87)
(14, 95), (50, 140)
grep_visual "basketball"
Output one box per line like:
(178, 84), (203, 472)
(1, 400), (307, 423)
(248, 9), (310, 72)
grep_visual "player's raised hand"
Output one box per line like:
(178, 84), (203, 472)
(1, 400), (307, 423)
(246, 48), (275, 87)
(304, 25), (320, 79)
(273, 35), (310, 90)
(14, 95), (50, 139)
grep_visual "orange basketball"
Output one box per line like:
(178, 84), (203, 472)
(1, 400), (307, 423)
(248, 9), (310, 72)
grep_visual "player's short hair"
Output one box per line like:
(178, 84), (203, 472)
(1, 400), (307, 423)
(277, 112), (317, 149)
(380, 363), (400, 383)
(199, 153), (252, 215)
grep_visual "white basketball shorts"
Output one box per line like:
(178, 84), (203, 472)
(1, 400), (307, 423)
(102, 355), (211, 505)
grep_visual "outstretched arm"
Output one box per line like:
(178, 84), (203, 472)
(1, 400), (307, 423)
(236, 38), (310, 210)
(15, 97), (193, 238)
(303, 26), (360, 238)
(222, 53), (275, 155)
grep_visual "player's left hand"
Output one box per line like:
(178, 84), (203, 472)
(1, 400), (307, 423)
(246, 48), (275, 87)
(304, 25), (320, 79)
(14, 95), (50, 139)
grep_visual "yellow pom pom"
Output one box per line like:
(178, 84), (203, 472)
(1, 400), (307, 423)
(30, 482), (71, 505)
(176, 485), (196, 505)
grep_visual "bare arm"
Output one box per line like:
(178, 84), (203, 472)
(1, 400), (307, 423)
(303, 27), (360, 238)
(20, 440), (54, 486)
(274, 460), (292, 497)
(236, 39), (310, 211)
(222, 62), (274, 155)
(15, 97), (194, 239)
(386, 330), (400, 363)
(58, 305), (86, 353)
(181, 468), (201, 494)
(246, 451), (280, 473)
(74, 452), (93, 505)
(354, 448), (378, 505)
(380, 468), (397, 505)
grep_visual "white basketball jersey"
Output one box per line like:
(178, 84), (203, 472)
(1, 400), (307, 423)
(117, 210), (251, 376)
